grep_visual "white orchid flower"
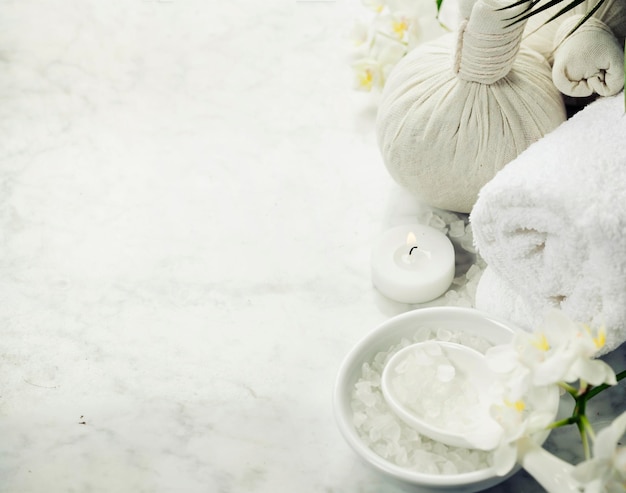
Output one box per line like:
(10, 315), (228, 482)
(374, 36), (407, 70)
(390, 13), (410, 40)
(488, 310), (616, 389)
(573, 411), (626, 493)
(350, 20), (371, 47)
(482, 309), (623, 489)
(350, 0), (433, 91)
(386, 0), (420, 15)
(352, 33), (407, 92)
(370, 11), (421, 46)
(362, 0), (417, 15)
(362, 0), (386, 13)
(527, 311), (616, 387)
(488, 383), (557, 475)
(486, 343), (533, 401)
(351, 58), (384, 91)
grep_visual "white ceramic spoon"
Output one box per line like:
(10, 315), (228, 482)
(381, 340), (581, 493)
(381, 340), (503, 451)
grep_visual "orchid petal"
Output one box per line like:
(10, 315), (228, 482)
(570, 359), (617, 387)
(593, 412), (626, 460)
(493, 442), (518, 476)
(485, 344), (519, 373)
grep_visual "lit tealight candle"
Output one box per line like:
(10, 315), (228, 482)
(371, 224), (455, 303)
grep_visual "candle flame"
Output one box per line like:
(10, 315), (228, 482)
(406, 232), (417, 245)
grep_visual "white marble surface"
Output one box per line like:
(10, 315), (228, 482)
(0, 1), (623, 492)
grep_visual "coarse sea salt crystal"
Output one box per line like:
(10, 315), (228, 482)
(465, 264), (482, 281)
(436, 327), (453, 341)
(417, 210), (434, 225)
(428, 214), (447, 231)
(436, 364), (455, 382)
(449, 220), (465, 238)
(460, 225), (476, 253)
(390, 347), (480, 432)
(465, 279), (480, 301)
(444, 290), (460, 305)
(353, 411), (368, 427)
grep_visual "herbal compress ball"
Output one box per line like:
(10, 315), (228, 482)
(376, 0), (567, 213)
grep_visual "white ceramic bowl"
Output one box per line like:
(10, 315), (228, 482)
(333, 306), (553, 493)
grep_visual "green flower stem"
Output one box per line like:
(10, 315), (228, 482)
(546, 416), (577, 430)
(577, 417), (591, 460)
(577, 414), (596, 460)
(579, 415), (595, 441)
(558, 382), (579, 396)
(569, 394), (591, 459)
(549, 370), (626, 459)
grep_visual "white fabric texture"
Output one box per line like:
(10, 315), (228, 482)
(376, 0), (566, 213)
(471, 93), (626, 353)
(552, 16), (625, 97)
(475, 267), (544, 331)
(454, 0), (526, 84)
(523, 0), (626, 98)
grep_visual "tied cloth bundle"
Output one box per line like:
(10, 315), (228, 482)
(523, 0), (626, 99)
(376, 0), (566, 213)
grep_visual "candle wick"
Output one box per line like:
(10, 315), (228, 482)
(409, 245), (419, 256)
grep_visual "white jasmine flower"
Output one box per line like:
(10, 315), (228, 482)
(350, 20), (370, 47)
(486, 343), (532, 401)
(362, 0), (386, 13)
(350, 0), (434, 91)
(524, 310), (616, 387)
(370, 11), (420, 47)
(375, 36), (407, 71)
(489, 385), (557, 475)
(404, 18), (422, 49)
(351, 34), (407, 92)
(386, 0), (420, 15)
(352, 58), (384, 91)
(390, 12), (421, 47)
(573, 411), (626, 492)
(389, 12), (410, 39)
(488, 310), (616, 389)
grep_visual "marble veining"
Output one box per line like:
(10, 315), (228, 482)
(0, 1), (624, 492)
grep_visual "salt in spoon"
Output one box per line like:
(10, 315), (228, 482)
(381, 340), (503, 451)
(382, 340), (580, 493)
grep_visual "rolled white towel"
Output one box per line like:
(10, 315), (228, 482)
(471, 93), (626, 352)
(475, 267), (547, 332)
